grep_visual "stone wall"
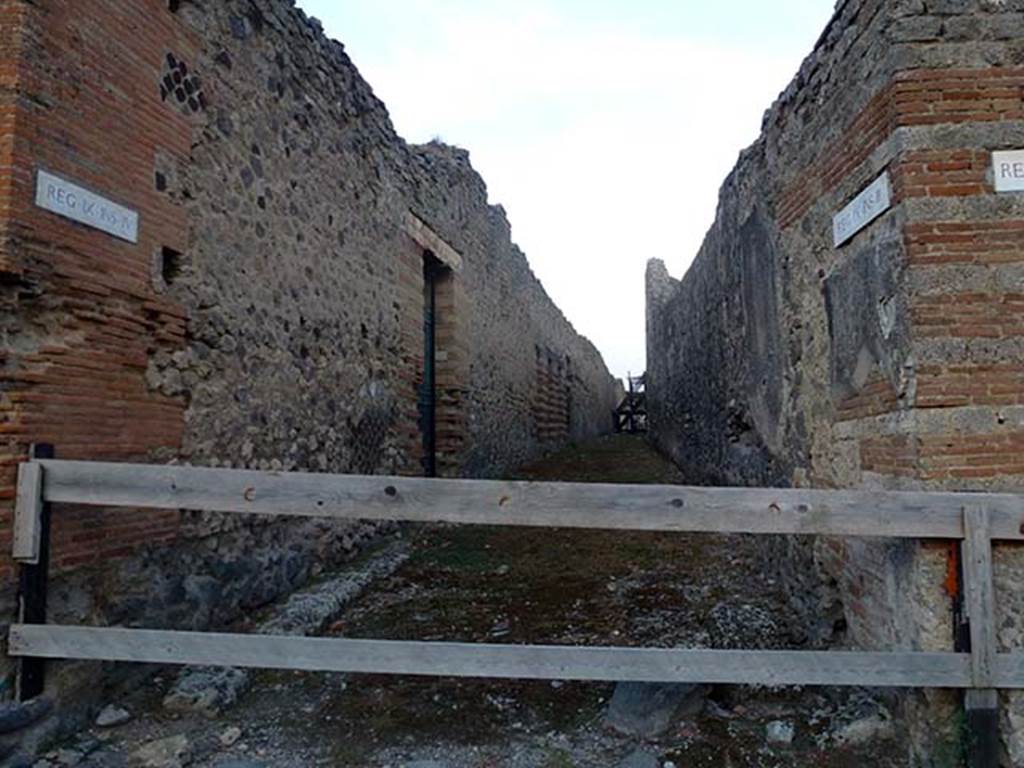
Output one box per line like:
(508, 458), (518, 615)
(646, 0), (1024, 763)
(0, 0), (618, 711)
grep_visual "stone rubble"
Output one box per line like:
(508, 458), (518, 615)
(163, 540), (409, 716)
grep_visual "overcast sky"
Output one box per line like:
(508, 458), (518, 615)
(295, 1), (836, 379)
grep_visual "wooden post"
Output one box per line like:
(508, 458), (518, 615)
(16, 444), (53, 702)
(962, 506), (999, 768)
(13, 460), (43, 564)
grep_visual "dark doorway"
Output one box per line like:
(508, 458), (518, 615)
(418, 253), (444, 477)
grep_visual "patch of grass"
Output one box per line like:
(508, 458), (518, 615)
(931, 709), (968, 768)
(408, 526), (504, 573)
(512, 435), (686, 485)
(541, 747), (577, 768)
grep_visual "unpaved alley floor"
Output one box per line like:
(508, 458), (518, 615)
(37, 436), (908, 768)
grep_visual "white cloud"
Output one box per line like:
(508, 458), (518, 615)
(304, 1), (832, 378)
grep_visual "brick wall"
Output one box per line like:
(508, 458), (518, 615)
(0, 0), (198, 584)
(534, 347), (572, 444)
(646, 0), (1024, 761)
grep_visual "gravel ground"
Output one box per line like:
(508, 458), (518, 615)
(32, 436), (910, 768)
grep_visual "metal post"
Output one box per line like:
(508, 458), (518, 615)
(16, 443), (53, 702)
(965, 691), (999, 768)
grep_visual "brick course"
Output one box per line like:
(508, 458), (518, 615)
(905, 220), (1024, 265)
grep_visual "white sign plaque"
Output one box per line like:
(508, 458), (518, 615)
(993, 150), (1024, 193)
(34, 170), (139, 243)
(832, 172), (892, 248)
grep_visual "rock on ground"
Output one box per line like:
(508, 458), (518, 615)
(766, 720), (795, 745)
(95, 706), (132, 729)
(619, 750), (660, 768)
(604, 682), (706, 737)
(129, 734), (189, 768)
(162, 667), (249, 718)
(832, 712), (895, 747)
(218, 727), (242, 748)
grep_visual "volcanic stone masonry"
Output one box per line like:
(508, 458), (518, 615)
(0, 0), (619, 715)
(646, 0), (1024, 762)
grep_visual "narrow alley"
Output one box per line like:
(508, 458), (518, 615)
(35, 437), (909, 768)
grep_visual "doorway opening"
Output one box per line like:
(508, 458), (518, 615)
(403, 213), (465, 479)
(418, 252), (447, 477)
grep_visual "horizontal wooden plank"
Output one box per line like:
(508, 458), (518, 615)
(994, 655), (1024, 688)
(7, 624), (979, 688)
(13, 462), (43, 563)
(35, 460), (1024, 540)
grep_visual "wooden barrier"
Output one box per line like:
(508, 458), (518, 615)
(10, 458), (1024, 765)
